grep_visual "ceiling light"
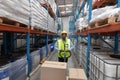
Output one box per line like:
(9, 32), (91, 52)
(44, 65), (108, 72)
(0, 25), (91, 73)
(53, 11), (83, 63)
(58, 4), (73, 7)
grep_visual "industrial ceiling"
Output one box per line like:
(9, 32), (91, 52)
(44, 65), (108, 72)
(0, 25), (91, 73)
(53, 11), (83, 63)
(55, 0), (77, 17)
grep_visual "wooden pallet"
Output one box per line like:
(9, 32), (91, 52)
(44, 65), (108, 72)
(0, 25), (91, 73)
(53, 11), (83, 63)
(0, 17), (29, 28)
(108, 16), (118, 24)
(86, 26), (91, 30)
(33, 27), (47, 32)
(89, 17), (119, 29)
(81, 27), (88, 32)
(77, 30), (81, 33)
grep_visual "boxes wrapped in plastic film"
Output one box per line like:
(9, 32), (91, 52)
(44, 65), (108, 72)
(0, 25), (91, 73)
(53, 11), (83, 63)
(0, 65), (9, 80)
(31, 50), (40, 71)
(89, 53), (120, 80)
(0, 0), (57, 33)
(9, 57), (28, 80)
(75, 5), (120, 31)
(0, 0), (30, 25)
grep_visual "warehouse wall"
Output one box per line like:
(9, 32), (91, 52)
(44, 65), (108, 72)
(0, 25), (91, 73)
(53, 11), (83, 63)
(62, 17), (69, 33)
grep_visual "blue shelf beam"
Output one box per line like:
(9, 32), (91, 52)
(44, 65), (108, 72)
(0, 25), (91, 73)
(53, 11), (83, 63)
(99, 36), (114, 49)
(76, 1), (86, 20)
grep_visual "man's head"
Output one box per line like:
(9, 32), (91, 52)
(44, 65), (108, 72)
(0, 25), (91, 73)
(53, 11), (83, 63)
(61, 30), (67, 40)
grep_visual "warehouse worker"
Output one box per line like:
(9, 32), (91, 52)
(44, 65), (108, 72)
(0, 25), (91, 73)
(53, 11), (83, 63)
(55, 30), (74, 62)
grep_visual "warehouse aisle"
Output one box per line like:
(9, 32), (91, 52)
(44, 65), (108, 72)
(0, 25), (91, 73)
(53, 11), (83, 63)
(47, 51), (80, 68)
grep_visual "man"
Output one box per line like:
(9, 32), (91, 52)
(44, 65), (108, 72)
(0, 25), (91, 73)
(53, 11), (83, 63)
(55, 30), (74, 62)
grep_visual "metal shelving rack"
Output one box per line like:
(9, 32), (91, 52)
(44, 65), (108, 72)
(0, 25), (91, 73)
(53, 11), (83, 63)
(72, 0), (120, 78)
(0, 0), (58, 79)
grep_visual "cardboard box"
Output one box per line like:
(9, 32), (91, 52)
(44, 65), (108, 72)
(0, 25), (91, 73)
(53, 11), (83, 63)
(40, 61), (67, 80)
(69, 68), (87, 80)
(66, 76), (69, 80)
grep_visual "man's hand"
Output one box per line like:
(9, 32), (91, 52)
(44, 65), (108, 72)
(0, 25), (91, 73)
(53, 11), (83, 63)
(60, 50), (64, 52)
(66, 50), (71, 52)
(59, 50), (71, 52)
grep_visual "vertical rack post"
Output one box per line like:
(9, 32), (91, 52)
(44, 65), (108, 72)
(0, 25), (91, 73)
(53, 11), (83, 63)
(114, 32), (119, 54)
(88, 0), (93, 22)
(72, 0), (75, 16)
(34, 34), (37, 47)
(31, 34), (34, 47)
(77, 0), (81, 19)
(46, 0), (49, 57)
(46, 34), (49, 57)
(76, 36), (79, 60)
(86, 0), (92, 78)
(14, 33), (17, 50)
(117, 0), (120, 7)
(27, 0), (32, 79)
(86, 35), (91, 78)
(82, 6), (84, 16)
(26, 33), (31, 78)
(3, 32), (7, 55)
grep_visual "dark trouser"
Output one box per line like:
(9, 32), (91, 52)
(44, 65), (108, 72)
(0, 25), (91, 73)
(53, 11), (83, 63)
(58, 57), (68, 62)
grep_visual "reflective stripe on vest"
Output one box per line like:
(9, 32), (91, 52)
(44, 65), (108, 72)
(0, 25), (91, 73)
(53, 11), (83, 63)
(58, 38), (71, 58)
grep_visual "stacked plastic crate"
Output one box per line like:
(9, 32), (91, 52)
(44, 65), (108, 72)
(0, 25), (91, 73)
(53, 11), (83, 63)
(78, 41), (120, 80)
(89, 48), (120, 80)
(81, 43), (88, 70)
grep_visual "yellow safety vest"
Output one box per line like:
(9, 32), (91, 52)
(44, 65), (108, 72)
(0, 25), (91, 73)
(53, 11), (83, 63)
(58, 38), (71, 58)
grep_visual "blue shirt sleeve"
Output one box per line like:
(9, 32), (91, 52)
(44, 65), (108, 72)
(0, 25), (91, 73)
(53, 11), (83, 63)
(70, 40), (74, 51)
(54, 41), (60, 51)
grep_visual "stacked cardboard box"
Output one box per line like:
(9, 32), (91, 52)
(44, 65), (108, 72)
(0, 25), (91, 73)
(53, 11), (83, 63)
(69, 68), (87, 80)
(40, 61), (67, 80)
